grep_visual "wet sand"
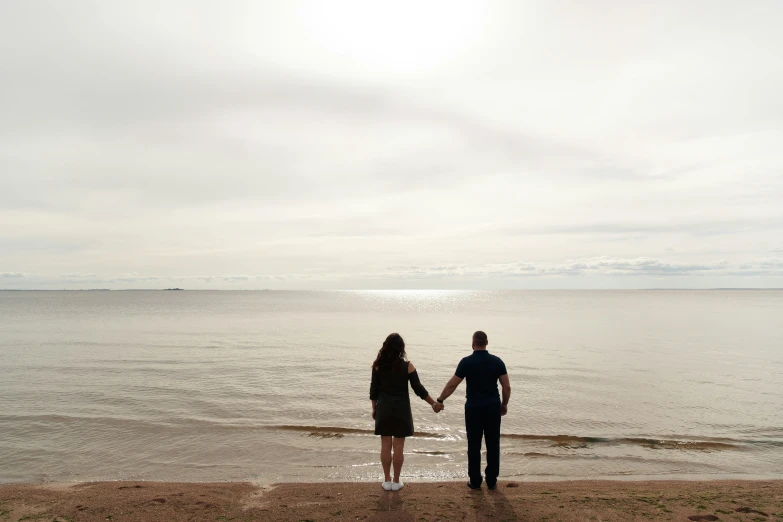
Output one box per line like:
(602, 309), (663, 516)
(1, 480), (782, 521)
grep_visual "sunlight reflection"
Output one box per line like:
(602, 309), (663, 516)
(344, 290), (481, 312)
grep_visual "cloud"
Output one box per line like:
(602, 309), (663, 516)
(498, 217), (783, 238)
(378, 258), (733, 280)
(723, 257), (783, 277)
(537, 257), (729, 277)
(755, 257), (783, 270)
(110, 273), (161, 283)
(222, 275), (251, 282)
(1, 2), (782, 289)
(2, 256), (782, 290)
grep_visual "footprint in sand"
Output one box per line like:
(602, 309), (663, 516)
(688, 516), (718, 521)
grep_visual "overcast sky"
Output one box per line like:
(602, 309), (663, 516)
(1, 1), (782, 289)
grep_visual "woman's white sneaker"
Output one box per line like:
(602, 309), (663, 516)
(391, 481), (404, 491)
(382, 481), (393, 491)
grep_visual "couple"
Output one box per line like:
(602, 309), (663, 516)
(369, 331), (511, 491)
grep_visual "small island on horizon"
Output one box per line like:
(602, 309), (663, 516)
(163, 288), (184, 291)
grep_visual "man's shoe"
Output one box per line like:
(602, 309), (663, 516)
(466, 482), (481, 490)
(487, 482), (497, 490)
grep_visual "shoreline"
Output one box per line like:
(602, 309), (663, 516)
(2, 480), (782, 521)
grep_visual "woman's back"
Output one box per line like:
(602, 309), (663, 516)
(373, 359), (410, 398)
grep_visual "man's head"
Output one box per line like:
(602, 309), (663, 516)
(472, 331), (488, 350)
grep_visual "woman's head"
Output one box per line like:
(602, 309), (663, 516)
(372, 333), (407, 370)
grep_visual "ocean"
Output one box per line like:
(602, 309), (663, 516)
(1, 290), (781, 484)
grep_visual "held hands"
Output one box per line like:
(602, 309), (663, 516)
(431, 402), (444, 413)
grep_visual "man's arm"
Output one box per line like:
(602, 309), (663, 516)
(437, 375), (464, 402)
(499, 374), (511, 416)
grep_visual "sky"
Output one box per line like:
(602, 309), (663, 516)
(1, 0), (782, 290)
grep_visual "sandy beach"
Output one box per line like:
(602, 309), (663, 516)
(1, 480), (782, 521)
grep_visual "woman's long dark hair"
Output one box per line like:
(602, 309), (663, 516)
(372, 333), (407, 371)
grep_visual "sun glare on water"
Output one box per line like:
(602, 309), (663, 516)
(347, 289), (480, 311)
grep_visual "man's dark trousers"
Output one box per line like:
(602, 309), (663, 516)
(465, 398), (501, 488)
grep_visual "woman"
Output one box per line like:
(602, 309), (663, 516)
(370, 333), (441, 491)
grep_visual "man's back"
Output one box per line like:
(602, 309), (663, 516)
(456, 350), (507, 404)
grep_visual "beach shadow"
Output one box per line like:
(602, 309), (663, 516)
(467, 488), (525, 521)
(370, 491), (415, 522)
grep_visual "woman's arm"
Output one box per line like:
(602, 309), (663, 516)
(370, 367), (380, 400)
(408, 362), (441, 411)
(370, 368), (380, 418)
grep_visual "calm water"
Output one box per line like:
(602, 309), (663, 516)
(1, 290), (782, 484)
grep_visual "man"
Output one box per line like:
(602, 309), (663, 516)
(437, 331), (511, 490)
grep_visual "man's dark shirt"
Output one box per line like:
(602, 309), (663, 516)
(455, 350), (507, 405)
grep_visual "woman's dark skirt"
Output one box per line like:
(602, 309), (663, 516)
(374, 394), (414, 438)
